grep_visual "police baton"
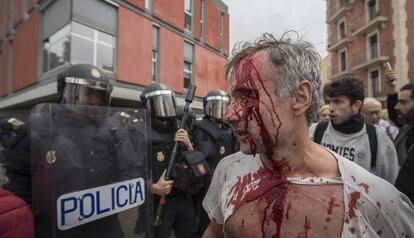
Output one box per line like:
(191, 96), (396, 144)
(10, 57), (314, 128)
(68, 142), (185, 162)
(154, 84), (197, 226)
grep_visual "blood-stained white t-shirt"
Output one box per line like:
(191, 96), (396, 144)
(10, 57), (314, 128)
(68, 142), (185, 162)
(203, 151), (414, 238)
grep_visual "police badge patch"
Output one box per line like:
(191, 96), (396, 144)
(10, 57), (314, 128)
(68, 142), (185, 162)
(219, 146), (225, 155)
(156, 151), (165, 162)
(91, 68), (101, 78)
(46, 150), (57, 164)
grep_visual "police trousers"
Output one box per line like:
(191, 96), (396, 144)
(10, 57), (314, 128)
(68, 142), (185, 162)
(155, 194), (197, 238)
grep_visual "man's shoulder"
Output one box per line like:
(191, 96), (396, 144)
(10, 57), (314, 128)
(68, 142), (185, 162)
(214, 152), (261, 179)
(216, 151), (257, 170)
(338, 153), (401, 198)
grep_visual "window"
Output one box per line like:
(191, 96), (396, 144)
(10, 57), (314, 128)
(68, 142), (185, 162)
(184, 0), (193, 32)
(42, 22), (116, 73)
(184, 41), (194, 89)
(145, 0), (152, 12)
(367, 0), (377, 21)
(42, 24), (71, 72)
(71, 22), (115, 71)
(368, 33), (378, 59)
(42, 0), (117, 73)
(220, 12), (224, 52)
(338, 20), (346, 40)
(370, 70), (380, 97)
(340, 50), (347, 72)
(200, 0), (205, 39)
(152, 26), (159, 82)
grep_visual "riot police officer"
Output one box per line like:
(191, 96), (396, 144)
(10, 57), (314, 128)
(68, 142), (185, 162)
(5, 64), (147, 238)
(192, 89), (239, 235)
(139, 82), (208, 238)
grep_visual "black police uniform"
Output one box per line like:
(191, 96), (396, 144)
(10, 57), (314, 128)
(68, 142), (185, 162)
(192, 117), (239, 233)
(138, 82), (209, 238)
(31, 104), (145, 238)
(191, 89), (239, 234)
(149, 118), (205, 238)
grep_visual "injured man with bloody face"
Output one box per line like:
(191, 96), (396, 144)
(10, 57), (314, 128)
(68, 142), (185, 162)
(201, 33), (414, 238)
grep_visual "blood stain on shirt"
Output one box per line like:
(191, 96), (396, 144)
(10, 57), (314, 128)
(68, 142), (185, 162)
(376, 201), (381, 209)
(357, 183), (369, 193)
(296, 215), (311, 238)
(351, 176), (356, 182)
(348, 191), (361, 220)
(286, 201), (292, 220)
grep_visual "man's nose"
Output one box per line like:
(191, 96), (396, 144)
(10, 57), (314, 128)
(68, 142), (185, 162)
(394, 103), (400, 111)
(224, 103), (242, 123)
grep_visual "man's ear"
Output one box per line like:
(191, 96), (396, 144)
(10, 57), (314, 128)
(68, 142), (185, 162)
(352, 100), (363, 113)
(292, 80), (312, 116)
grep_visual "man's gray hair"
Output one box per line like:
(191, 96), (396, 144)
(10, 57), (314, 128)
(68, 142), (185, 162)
(363, 97), (382, 107)
(226, 32), (322, 125)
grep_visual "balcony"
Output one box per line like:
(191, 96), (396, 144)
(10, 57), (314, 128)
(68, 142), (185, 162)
(328, 36), (352, 52)
(327, 0), (351, 23)
(329, 61), (354, 81)
(351, 42), (391, 71)
(350, 9), (389, 37)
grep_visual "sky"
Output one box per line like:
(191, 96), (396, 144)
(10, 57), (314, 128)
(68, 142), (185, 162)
(221, 0), (328, 59)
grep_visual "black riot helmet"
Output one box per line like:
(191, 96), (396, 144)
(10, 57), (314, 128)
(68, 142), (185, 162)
(203, 89), (230, 121)
(140, 83), (177, 118)
(57, 64), (113, 108)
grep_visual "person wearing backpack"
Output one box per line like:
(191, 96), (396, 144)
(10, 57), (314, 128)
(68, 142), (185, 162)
(310, 77), (398, 183)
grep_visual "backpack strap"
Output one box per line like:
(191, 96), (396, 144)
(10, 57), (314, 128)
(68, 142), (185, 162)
(365, 123), (378, 169)
(313, 121), (329, 144)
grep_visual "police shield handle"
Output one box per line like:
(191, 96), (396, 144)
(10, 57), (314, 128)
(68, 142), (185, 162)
(154, 84), (197, 226)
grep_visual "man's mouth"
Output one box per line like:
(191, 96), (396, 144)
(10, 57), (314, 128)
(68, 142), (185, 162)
(236, 130), (249, 139)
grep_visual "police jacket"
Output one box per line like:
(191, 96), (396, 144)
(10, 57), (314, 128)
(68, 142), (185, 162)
(150, 118), (206, 196)
(192, 117), (239, 170)
(31, 105), (144, 238)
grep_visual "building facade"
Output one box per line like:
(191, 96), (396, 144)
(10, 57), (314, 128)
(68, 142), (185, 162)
(0, 0), (229, 119)
(326, 0), (414, 101)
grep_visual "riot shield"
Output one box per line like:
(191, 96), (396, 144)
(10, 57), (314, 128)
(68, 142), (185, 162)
(31, 104), (153, 238)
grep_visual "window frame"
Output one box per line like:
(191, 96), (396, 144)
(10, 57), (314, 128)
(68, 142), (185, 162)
(184, 0), (193, 32)
(151, 24), (160, 82)
(337, 17), (346, 40)
(366, 30), (379, 60)
(365, 0), (379, 22)
(368, 67), (381, 97)
(183, 40), (194, 89)
(338, 48), (347, 72)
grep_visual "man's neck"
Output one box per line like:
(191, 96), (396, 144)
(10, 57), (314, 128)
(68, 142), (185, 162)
(261, 123), (340, 178)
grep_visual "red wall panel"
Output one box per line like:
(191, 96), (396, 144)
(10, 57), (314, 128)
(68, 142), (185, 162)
(12, 12), (39, 92)
(14, 0), (22, 26)
(159, 27), (183, 93)
(194, 44), (228, 97)
(0, 44), (8, 96)
(194, 0), (201, 39)
(117, 6), (152, 86)
(204, 0), (221, 50)
(153, 0), (184, 30)
(127, 0), (145, 10)
(27, 0), (35, 12)
(224, 12), (229, 55)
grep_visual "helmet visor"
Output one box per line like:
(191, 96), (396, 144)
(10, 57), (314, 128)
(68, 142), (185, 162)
(63, 83), (111, 107)
(145, 90), (177, 118)
(205, 96), (230, 120)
